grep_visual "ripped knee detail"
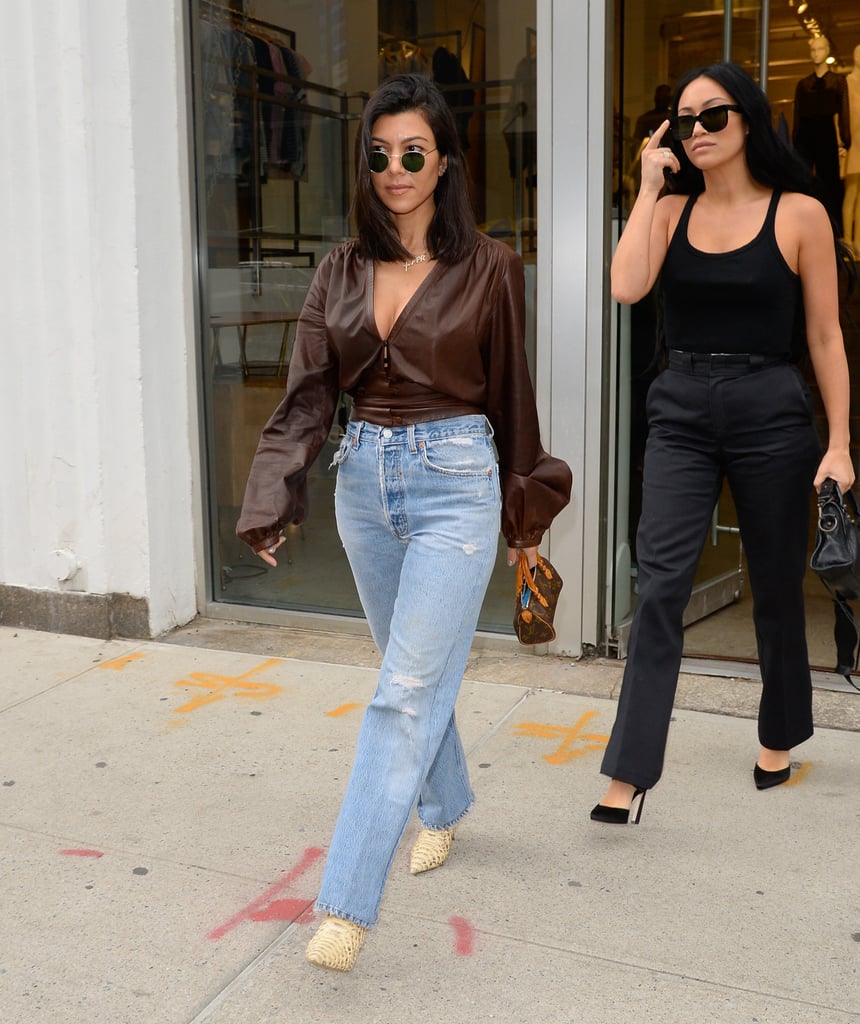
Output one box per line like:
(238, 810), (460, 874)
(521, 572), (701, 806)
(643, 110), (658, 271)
(372, 672), (426, 719)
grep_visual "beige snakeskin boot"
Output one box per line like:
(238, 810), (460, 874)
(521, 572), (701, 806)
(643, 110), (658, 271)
(409, 827), (456, 875)
(305, 915), (367, 972)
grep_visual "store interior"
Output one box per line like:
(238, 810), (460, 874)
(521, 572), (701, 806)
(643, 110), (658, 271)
(193, 0), (860, 671)
(195, 0), (537, 630)
(615, 0), (860, 679)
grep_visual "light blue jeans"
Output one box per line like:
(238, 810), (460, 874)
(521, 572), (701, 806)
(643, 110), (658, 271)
(315, 414), (502, 928)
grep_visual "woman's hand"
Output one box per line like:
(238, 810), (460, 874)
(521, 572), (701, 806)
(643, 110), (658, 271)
(610, 122), (679, 304)
(639, 120), (679, 194)
(814, 450), (855, 494)
(257, 536), (286, 567)
(507, 546), (538, 569)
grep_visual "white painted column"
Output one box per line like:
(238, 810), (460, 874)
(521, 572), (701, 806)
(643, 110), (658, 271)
(0, 0), (199, 636)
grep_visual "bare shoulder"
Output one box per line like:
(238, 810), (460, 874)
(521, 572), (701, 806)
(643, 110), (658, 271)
(775, 191), (836, 276)
(777, 191), (829, 226)
(658, 193), (688, 211)
(657, 193), (689, 236)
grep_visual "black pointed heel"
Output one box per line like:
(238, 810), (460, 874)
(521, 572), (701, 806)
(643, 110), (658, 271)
(753, 763), (791, 790)
(590, 787), (647, 825)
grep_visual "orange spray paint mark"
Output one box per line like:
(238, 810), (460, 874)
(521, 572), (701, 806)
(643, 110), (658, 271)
(173, 658), (283, 714)
(99, 653), (145, 670)
(514, 710), (609, 764)
(59, 849), (104, 858)
(783, 761), (812, 787)
(208, 846), (324, 940)
(325, 703), (362, 717)
(449, 916), (475, 956)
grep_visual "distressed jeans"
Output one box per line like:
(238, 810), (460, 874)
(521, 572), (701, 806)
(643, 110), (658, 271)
(315, 415), (501, 928)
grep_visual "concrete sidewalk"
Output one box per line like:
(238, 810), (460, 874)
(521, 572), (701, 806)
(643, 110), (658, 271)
(1, 623), (858, 1024)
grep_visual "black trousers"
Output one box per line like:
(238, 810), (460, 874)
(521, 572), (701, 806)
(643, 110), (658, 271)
(601, 353), (821, 789)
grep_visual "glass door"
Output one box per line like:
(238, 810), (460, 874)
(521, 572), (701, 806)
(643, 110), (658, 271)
(189, 0), (539, 632)
(610, 0), (860, 675)
(610, 0), (750, 654)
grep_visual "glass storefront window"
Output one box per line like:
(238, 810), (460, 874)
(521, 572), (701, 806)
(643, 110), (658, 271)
(610, 0), (860, 672)
(190, 0), (538, 630)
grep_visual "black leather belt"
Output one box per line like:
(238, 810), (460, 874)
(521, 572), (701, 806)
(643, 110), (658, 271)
(669, 350), (787, 372)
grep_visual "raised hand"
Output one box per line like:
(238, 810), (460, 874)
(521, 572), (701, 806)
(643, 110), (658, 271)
(640, 119), (679, 192)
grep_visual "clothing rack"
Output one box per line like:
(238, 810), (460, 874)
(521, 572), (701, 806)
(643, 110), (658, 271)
(199, 0), (351, 281)
(199, 0), (296, 49)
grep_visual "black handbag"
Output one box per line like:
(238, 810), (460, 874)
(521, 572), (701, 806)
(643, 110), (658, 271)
(809, 478), (860, 690)
(810, 479), (860, 598)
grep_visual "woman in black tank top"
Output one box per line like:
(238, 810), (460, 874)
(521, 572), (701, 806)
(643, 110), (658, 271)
(592, 62), (853, 825)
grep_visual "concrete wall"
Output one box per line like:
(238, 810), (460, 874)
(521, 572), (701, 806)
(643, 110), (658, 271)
(0, 0), (199, 638)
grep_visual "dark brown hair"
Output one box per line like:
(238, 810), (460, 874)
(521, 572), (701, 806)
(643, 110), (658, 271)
(352, 74), (476, 264)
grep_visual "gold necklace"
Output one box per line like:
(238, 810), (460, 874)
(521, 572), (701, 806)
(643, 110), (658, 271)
(403, 251), (429, 272)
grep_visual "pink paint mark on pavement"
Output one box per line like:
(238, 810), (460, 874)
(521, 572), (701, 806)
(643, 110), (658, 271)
(449, 916), (475, 956)
(59, 849), (105, 858)
(251, 898), (316, 924)
(208, 846), (324, 940)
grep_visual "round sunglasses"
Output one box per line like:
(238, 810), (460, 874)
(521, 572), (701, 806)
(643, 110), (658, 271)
(368, 148), (437, 173)
(671, 104), (742, 141)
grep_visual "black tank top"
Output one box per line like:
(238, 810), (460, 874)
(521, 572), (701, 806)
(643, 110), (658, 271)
(661, 189), (802, 355)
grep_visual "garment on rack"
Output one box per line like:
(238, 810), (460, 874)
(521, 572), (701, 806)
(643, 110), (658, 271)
(273, 45), (313, 178)
(503, 55), (537, 180)
(432, 46), (473, 150)
(200, 19), (235, 165)
(250, 34), (275, 177)
(201, 10), (314, 182)
(200, 18), (266, 180)
(247, 32), (311, 178)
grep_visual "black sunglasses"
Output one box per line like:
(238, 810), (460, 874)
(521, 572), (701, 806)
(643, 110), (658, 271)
(671, 104), (742, 141)
(368, 148), (437, 173)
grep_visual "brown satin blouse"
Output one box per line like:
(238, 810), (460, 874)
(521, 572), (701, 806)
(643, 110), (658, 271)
(236, 232), (572, 552)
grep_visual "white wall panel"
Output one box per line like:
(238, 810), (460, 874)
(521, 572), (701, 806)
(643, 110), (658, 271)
(0, 0), (198, 635)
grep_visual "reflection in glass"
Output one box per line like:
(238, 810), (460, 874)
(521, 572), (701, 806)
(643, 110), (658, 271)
(191, 1), (538, 631)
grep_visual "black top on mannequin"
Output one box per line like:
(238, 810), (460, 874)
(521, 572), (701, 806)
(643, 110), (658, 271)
(793, 36), (851, 230)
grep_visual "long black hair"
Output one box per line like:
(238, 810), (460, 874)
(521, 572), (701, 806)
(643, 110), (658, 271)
(661, 61), (856, 355)
(664, 62), (818, 200)
(352, 73), (476, 264)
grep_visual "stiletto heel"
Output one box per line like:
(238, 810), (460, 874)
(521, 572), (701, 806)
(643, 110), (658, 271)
(590, 787), (647, 825)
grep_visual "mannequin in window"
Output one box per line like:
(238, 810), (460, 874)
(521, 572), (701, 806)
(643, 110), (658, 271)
(793, 35), (851, 233)
(843, 44), (860, 254)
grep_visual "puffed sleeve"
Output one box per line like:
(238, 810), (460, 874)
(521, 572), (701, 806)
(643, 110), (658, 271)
(483, 246), (572, 548)
(235, 254), (340, 552)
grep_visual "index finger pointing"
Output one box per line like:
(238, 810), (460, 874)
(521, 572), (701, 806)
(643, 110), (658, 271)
(644, 119), (671, 150)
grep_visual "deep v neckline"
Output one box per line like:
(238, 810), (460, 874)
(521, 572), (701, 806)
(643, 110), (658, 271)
(368, 259), (441, 342)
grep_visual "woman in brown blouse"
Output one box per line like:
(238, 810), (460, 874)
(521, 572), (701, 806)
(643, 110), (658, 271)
(237, 73), (571, 972)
